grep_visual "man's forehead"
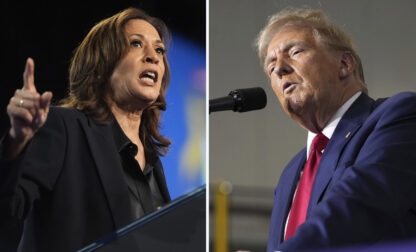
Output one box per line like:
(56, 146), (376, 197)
(265, 26), (316, 61)
(268, 26), (314, 51)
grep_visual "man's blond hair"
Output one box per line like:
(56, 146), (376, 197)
(255, 8), (367, 93)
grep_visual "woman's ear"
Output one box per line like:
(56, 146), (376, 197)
(339, 52), (355, 80)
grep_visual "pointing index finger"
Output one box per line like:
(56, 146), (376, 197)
(23, 58), (37, 92)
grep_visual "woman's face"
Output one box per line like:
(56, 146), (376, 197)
(109, 19), (166, 110)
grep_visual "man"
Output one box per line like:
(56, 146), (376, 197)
(255, 8), (416, 251)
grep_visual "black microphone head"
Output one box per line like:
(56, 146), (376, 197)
(229, 87), (267, 112)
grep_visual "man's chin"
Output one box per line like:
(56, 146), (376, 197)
(286, 98), (304, 117)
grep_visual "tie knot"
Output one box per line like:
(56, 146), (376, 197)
(312, 133), (329, 152)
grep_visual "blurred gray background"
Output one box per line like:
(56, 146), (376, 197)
(209, 0), (416, 251)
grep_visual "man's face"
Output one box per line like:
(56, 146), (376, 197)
(265, 26), (344, 132)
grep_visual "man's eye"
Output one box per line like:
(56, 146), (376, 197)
(131, 40), (142, 47)
(267, 62), (276, 75)
(292, 49), (304, 56)
(156, 47), (165, 55)
(269, 67), (275, 75)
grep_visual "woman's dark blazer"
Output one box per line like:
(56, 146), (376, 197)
(0, 107), (171, 251)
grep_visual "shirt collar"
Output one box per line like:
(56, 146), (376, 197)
(111, 118), (158, 174)
(306, 91), (362, 158)
(111, 119), (135, 154)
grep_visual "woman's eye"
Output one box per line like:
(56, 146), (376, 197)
(156, 47), (165, 55)
(130, 40), (142, 48)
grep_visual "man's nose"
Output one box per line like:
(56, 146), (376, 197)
(274, 58), (293, 78)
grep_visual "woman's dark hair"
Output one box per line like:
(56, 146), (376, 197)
(60, 7), (171, 156)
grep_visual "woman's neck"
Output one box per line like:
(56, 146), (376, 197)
(110, 103), (142, 144)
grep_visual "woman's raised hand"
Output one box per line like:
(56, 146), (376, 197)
(5, 58), (52, 158)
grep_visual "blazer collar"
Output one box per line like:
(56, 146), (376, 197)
(78, 115), (171, 229)
(79, 116), (133, 229)
(151, 156), (171, 202)
(110, 119), (170, 202)
(307, 93), (376, 212)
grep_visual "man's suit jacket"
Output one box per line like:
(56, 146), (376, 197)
(0, 107), (171, 251)
(268, 92), (416, 251)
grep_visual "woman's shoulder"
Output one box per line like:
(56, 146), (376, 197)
(49, 106), (85, 118)
(48, 106), (112, 130)
(47, 106), (90, 126)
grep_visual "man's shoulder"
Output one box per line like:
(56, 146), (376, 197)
(371, 91), (416, 119)
(375, 91), (416, 108)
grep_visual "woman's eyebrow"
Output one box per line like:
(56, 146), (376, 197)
(128, 33), (164, 45)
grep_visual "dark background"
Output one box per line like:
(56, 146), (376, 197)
(0, 0), (205, 134)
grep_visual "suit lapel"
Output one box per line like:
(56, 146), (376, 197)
(274, 149), (306, 245)
(79, 116), (133, 229)
(308, 93), (375, 213)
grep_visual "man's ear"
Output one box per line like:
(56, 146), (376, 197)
(339, 52), (355, 80)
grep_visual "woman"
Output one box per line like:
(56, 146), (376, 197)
(1, 8), (171, 251)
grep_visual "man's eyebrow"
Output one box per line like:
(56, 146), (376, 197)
(265, 41), (306, 66)
(128, 33), (164, 45)
(265, 51), (277, 66)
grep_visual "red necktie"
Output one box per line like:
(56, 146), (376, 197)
(285, 133), (329, 240)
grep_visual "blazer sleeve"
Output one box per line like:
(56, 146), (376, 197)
(280, 93), (416, 250)
(0, 108), (67, 221)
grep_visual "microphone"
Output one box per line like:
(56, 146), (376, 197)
(209, 87), (267, 113)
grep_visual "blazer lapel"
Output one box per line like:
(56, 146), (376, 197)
(79, 116), (133, 229)
(308, 93), (376, 213)
(274, 149), (306, 245)
(152, 156), (171, 202)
